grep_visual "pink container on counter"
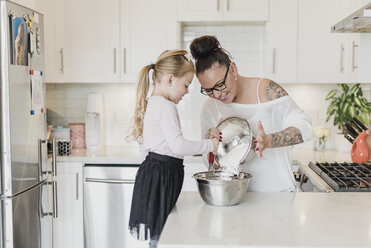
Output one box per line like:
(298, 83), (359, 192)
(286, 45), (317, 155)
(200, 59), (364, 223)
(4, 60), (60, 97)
(69, 123), (86, 148)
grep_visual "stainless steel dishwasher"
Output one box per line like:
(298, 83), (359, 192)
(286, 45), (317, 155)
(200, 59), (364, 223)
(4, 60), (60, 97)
(83, 164), (147, 248)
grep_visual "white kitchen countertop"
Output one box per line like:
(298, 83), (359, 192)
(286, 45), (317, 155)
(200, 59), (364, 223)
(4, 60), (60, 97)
(56, 146), (142, 164)
(56, 146), (352, 165)
(56, 146), (205, 164)
(158, 192), (371, 248)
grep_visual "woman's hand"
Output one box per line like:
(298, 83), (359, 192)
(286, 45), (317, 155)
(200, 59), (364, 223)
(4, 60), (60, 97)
(254, 121), (271, 159)
(206, 127), (222, 140)
(207, 127), (222, 154)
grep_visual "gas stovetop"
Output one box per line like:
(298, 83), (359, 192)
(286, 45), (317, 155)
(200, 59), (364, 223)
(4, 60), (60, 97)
(309, 162), (371, 192)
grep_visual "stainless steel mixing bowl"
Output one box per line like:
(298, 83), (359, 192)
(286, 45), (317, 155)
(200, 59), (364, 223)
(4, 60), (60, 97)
(215, 116), (255, 168)
(193, 171), (252, 206)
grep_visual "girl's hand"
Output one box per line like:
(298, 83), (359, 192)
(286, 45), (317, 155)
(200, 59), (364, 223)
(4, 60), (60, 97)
(211, 137), (220, 154)
(206, 127), (222, 140)
(254, 121), (271, 159)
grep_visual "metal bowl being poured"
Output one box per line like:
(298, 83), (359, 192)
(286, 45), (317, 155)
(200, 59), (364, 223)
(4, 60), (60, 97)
(214, 116), (255, 172)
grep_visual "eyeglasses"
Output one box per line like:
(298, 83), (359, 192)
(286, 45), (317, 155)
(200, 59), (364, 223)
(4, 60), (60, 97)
(200, 64), (230, 96)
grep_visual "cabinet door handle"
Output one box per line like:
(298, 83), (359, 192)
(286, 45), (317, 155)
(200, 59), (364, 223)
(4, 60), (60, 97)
(340, 44), (344, 73)
(217, 0), (220, 11)
(123, 48), (127, 74)
(114, 48), (117, 73)
(226, 0), (230, 11)
(352, 41), (358, 72)
(52, 139), (57, 176)
(53, 181), (58, 218)
(76, 172), (79, 200)
(59, 48), (64, 74)
(272, 48), (276, 74)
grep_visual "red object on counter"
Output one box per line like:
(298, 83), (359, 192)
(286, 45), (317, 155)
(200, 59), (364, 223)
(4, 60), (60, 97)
(351, 131), (370, 164)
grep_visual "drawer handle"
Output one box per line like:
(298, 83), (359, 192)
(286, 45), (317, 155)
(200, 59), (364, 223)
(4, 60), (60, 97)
(352, 40), (358, 72)
(76, 172), (79, 200)
(85, 178), (135, 184)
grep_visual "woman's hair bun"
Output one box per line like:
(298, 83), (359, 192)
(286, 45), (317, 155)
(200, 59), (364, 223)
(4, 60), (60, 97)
(190, 35), (220, 60)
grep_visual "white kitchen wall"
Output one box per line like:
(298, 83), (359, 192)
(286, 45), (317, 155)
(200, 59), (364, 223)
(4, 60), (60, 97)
(45, 83), (370, 148)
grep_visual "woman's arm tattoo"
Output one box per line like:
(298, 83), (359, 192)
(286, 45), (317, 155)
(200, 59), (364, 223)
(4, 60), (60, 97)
(270, 127), (303, 147)
(264, 81), (288, 100)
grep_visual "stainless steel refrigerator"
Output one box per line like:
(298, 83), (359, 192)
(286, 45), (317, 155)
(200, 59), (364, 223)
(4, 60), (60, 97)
(0, 1), (56, 247)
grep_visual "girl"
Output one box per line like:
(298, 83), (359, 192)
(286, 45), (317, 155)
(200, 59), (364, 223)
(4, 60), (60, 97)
(128, 49), (219, 247)
(190, 35), (313, 192)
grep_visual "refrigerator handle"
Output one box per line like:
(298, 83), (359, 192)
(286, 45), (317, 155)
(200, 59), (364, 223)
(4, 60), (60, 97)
(40, 181), (57, 218)
(40, 182), (47, 217)
(39, 139), (57, 176)
(38, 139), (50, 177)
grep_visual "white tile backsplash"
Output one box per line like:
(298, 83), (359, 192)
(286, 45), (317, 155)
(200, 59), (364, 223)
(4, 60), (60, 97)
(46, 83), (137, 146)
(46, 82), (370, 149)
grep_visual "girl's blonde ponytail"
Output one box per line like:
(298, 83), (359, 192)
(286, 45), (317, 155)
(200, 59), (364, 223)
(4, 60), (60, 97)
(127, 49), (194, 143)
(128, 65), (152, 142)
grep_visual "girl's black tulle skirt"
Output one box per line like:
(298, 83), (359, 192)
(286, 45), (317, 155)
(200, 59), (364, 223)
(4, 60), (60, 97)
(128, 152), (184, 241)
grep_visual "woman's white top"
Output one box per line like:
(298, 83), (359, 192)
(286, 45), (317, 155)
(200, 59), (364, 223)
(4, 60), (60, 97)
(201, 82), (313, 192)
(142, 96), (213, 159)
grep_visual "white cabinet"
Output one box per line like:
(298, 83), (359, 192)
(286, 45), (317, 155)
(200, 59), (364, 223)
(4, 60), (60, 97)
(177, 0), (269, 22)
(49, 0), (176, 83)
(53, 0), (120, 83)
(53, 162), (83, 248)
(223, 0), (269, 21)
(296, 0), (364, 83)
(263, 0), (298, 83)
(120, 0), (178, 82)
(358, 34), (371, 83)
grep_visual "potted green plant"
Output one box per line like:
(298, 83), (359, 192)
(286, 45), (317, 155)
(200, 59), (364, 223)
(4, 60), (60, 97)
(326, 83), (370, 133)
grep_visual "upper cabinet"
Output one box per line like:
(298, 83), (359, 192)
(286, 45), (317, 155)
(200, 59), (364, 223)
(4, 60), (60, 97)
(42, 0), (371, 84)
(296, 0), (366, 83)
(358, 34), (371, 83)
(120, 0), (177, 82)
(47, 0), (177, 83)
(52, 0), (120, 83)
(177, 0), (269, 22)
(263, 0), (298, 83)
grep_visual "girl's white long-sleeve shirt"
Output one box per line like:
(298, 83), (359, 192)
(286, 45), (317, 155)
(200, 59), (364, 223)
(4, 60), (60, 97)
(142, 96), (213, 159)
(201, 95), (313, 192)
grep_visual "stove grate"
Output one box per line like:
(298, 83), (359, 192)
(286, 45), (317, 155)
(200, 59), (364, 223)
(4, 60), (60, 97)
(309, 162), (371, 192)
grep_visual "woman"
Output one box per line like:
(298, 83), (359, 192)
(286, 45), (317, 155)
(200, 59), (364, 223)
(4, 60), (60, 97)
(190, 35), (313, 192)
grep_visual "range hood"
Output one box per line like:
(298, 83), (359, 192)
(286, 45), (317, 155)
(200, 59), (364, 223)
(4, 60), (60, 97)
(331, 2), (371, 33)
